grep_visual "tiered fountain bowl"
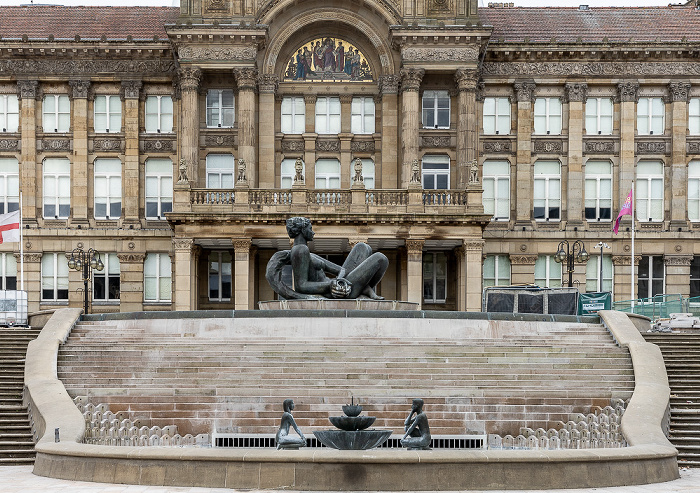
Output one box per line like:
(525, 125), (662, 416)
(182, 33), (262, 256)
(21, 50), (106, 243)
(313, 404), (392, 450)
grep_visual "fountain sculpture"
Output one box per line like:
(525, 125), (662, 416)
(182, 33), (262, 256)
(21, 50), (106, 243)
(313, 398), (392, 450)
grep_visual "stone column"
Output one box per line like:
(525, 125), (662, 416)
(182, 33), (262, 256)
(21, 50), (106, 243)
(514, 80), (536, 227)
(172, 238), (194, 311)
(379, 76), (399, 189)
(405, 239), (424, 306)
(665, 255), (693, 298)
(234, 68), (257, 187)
(509, 254), (538, 286)
(68, 80), (91, 223)
(17, 81), (38, 223)
(617, 81), (639, 224)
(399, 68), (424, 188)
(669, 82), (691, 229)
(257, 75), (278, 188)
(233, 238), (252, 310)
(117, 253), (146, 312)
(121, 80), (142, 225)
(455, 69), (479, 189)
(612, 254), (641, 303)
(339, 94), (353, 188)
(178, 67), (202, 185)
(463, 240), (484, 312)
(20, 253), (42, 313)
(565, 82), (588, 225)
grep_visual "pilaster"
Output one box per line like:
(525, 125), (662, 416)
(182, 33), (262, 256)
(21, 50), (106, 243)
(379, 75), (399, 189)
(405, 239), (424, 307)
(20, 253), (42, 313)
(669, 81), (691, 227)
(68, 80), (91, 224)
(665, 255), (693, 298)
(566, 82), (587, 226)
(178, 67), (202, 186)
(172, 238), (194, 311)
(618, 81), (639, 225)
(509, 254), (538, 286)
(234, 67), (257, 187)
(17, 81), (38, 224)
(455, 68), (479, 189)
(257, 74), (278, 188)
(612, 254), (641, 303)
(121, 80), (142, 226)
(463, 240), (484, 312)
(400, 68), (424, 188)
(116, 253), (146, 313)
(233, 238), (252, 310)
(514, 80), (536, 227)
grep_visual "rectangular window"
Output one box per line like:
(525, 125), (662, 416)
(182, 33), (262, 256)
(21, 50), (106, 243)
(690, 98), (700, 136)
(638, 255), (664, 299)
(144, 253), (171, 302)
(208, 251), (232, 302)
(422, 155), (450, 190)
(689, 161), (700, 221)
(43, 158), (70, 219)
(483, 97), (511, 135)
(636, 161), (664, 222)
(423, 252), (447, 303)
(0, 158), (19, 215)
(482, 160), (510, 220)
(93, 253), (120, 301)
(281, 97), (305, 134)
(585, 97), (613, 135)
(637, 97), (665, 135)
(315, 97), (341, 134)
(94, 158), (122, 219)
(534, 98), (562, 135)
(206, 89), (234, 128)
(584, 160), (612, 221)
(483, 254), (511, 288)
(586, 255), (613, 293)
(691, 256), (700, 299)
(535, 255), (562, 288)
(93, 95), (122, 133)
(43, 95), (70, 133)
(0, 253), (16, 290)
(206, 154), (235, 188)
(281, 158), (303, 189)
(0, 94), (19, 133)
(41, 253), (68, 301)
(145, 95), (174, 133)
(145, 159), (172, 220)
(351, 97), (375, 134)
(352, 159), (375, 189)
(533, 160), (561, 221)
(315, 159), (341, 188)
(422, 90), (450, 129)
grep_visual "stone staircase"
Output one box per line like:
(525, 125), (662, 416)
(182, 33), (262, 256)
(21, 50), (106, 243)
(0, 327), (40, 465)
(643, 332), (700, 467)
(57, 319), (634, 438)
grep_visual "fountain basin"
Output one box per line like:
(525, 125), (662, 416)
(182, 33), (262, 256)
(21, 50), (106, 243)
(313, 429), (392, 450)
(329, 415), (375, 431)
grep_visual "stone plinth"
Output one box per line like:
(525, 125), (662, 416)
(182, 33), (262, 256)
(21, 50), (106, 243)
(258, 299), (420, 310)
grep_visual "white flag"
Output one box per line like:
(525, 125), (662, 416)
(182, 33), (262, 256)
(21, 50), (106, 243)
(0, 210), (20, 243)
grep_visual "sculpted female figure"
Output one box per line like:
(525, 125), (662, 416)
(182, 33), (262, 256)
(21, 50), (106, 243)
(401, 398), (431, 450)
(276, 399), (307, 450)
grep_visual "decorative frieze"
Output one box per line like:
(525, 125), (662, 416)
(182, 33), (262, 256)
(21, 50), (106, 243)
(402, 47), (479, 63)
(617, 81), (639, 103)
(351, 140), (375, 152)
(483, 62), (700, 77)
(565, 82), (588, 103)
(120, 80), (142, 100)
(584, 141), (616, 154)
(143, 139), (173, 153)
(399, 68), (425, 93)
(483, 140), (512, 154)
(234, 68), (258, 91)
(533, 140), (564, 154)
(514, 79), (536, 103)
(0, 59), (174, 76)
(509, 255), (538, 265)
(668, 81), (691, 102)
(0, 140), (19, 151)
(422, 136), (451, 148)
(16, 80), (39, 100)
(636, 141), (667, 154)
(93, 139), (123, 152)
(204, 134), (235, 147)
(688, 141), (700, 154)
(378, 75), (399, 95)
(178, 46), (257, 61)
(68, 80), (91, 100)
(281, 140), (305, 152)
(41, 139), (71, 151)
(316, 140), (340, 152)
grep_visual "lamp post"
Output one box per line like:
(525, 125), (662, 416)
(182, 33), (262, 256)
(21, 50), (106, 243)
(68, 247), (104, 314)
(553, 240), (589, 288)
(594, 242), (611, 292)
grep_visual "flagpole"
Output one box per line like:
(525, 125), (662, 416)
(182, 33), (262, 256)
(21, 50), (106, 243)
(630, 181), (634, 308)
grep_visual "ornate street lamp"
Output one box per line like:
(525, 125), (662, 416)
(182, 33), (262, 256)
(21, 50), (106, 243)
(553, 240), (589, 288)
(68, 247), (104, 314)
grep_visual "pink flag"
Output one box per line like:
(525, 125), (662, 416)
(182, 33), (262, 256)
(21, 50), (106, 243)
(614, 189), (633, 235)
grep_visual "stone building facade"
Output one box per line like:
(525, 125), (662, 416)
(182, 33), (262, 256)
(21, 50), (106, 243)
(2, 1), (700, 314)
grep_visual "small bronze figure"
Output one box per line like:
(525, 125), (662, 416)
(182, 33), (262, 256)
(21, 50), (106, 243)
(401, 398), (431, 450)
(276, 399), (307, 450)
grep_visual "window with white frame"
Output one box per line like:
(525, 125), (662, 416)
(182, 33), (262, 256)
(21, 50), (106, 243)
(0, 253), (16, 290)
(585, 97), (613, 135)
(351, 159), (375, 189)
(281, 158), (304, 188)
(483, 97), (511, 135)
(41, 253), (68, 301)
(145, 158), (172, 220)
(93, 95), (121, 133)
(206, 154), (235, 188)
(206, 89), (234, 128)
(43, 158), (70, 219)
(638, 255), (664, 299)
(351, 97), (375, 134)
(586, 255), (613, 293)
(423, 252), (447, 303)
(281, 97), (305, 134)
(0, 158), (19, 215)
(0, 94), (19, 133)
(689, 161), (700, 221)
(533, 160), (561, 221)
(584, 160), (612, 221)
(535, 255), (562, 288)
(422, 90), (450, 129)
(483, 254), (511, 288)
(93, 253), (120, 301)
(315, 159), (341, 188)
(533, 97), (562, 135)
(315, 97), (341, 134)
(42, 95), (70, 132)
(690, 98), (700, 135)
(208, 251), (232, 302)
(144, 253), (171, 302)
(482, 160), (510, 220)
(145, 95), (173, 133)
(691, 256), (700, 298)
(94, 158), (122, 219)
(422, 155), (450, 190)
(637, 97), (665, 135)
(636, 161), (664, 222)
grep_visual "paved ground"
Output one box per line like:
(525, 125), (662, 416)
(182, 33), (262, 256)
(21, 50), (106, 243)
(0, 465), (699, 492)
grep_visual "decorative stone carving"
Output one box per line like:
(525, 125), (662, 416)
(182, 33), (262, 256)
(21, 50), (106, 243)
(316, 140), (340, 152)
(399, 68), (425, 93)
(409, 159), (421, 185)
(2, 59), (173, 76)
(339, 94), (353, 104)
(565, 82), (588, 103)
(584, 141), (615, 154)
(143, 139), (173, 152)
(483, 62), (700, 77)
(93, 139), (122, 152)
(68, 80), (91, 99)
(636, 141), (666, 154)
(42, 139), (70, 151)
(0, 140), (19, 150)
(534, 140), (564, 153)
(463, 240), (484, 251)
(294, 158), (304, 184)
(351, 140), (375, 152)
(120, 80), (142, 100)
(281, 140), (305, 152)
(405, 239), (424, 254)
(22, 253), (43, 263)
(16, 80), (39, 100)
(177, 67), (202, 93)
(234, 68), (258, 91)
(178, 158), (188, 183)
(483, 140), (512, 153)
(454, 68), (479, 92)
(514, 80), (536, 103)
(172, 238), (194, 251)
(428, 0), (452, 13)
(668, 81), (691, 102)
(468, 160), (479, 185)
(117, 253), (146, 263)
(233, 238), (252, 252)
(612, 255), (642, 266)
(422, 136), (451, 148)
(509, 255), (538, 265)
(204, 134), (235, 147)
(378, 75), (399, 95)
(688, 141), (700, 154)
(303, 94), (316, 104)
(617, 81), (639, 103)
(237, 159), (247, 184)
(178, 46), (257, 61)
(257, 74), (279, 94)
(401, 47), (479, 63)
(206, 0), (228, 12)
(664, 255), (693, 266)
(353, 158), (364, 184)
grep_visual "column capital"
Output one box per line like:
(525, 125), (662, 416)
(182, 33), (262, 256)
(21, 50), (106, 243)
(564, 82), (588, 103)
(177, 66), (202, 93)
(454, 68), (479, 92)
(617, 80), (639, 103)
(612, 254), (642, 266)
(399, 68), (425, 93)
(172, 237), (194, 252)
(513, 79), (536, 103)
(405, 239), (424, 254)
(508, 254), (538, 265)
(16, 80), (39, 100)
(68, 79), (92, 100)
(463, 239), (484, 251)
(232, 238), (252, 252)
(120, 80), (142, 101)
(668, 81), (691, 103)
(257, 74), (279, 94)
(339, 94), (353, 104)
(378, 74), (399, 95)
(117, 253), (147, 263)
(664, 254), (693, 266)
(303, 94), (317, 104)
(21, 253), (43, 263)
(348, 238), (368, 249)
(234, 67), (258, 91)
